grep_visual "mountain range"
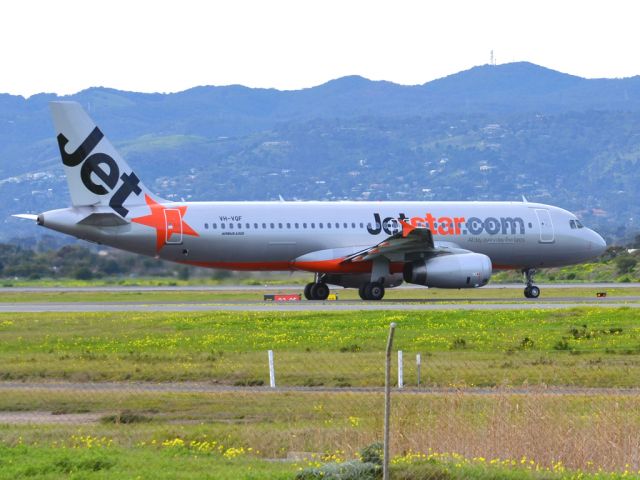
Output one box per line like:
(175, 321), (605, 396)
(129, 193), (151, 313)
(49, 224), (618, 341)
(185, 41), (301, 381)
(1, 61), (640, 243)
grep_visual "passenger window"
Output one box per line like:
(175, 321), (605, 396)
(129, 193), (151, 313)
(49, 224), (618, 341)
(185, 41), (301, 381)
(270, 223), (275, 229)
(351, 222), (356, 228)
(246, 223), (250, 229)
(359, 222), (364, 228)
(327, 223), (331, 229)
(311, 223), (315, 228)
(229, 223), (234, 229)
(204, 223), (209, 229)
(303, 223), (307, 228)
(262, 223), (266, 229)
(286, 223), (291, 229)
(343, 223), (348, 228)
(319, 223), (324, 229)
(212, 223), (217, 229)
(221, 223), (226, 229)
(295, 223), (299, 228)
(336, 223), (340, 228)
(237, 223), (242, 229)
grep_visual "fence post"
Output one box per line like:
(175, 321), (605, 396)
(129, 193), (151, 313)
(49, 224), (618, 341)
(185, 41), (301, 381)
(384, 322), (397, 480)
(416, 354), (421, 388)
(268, 350), (276, 388)
(397, 350), (404, 388)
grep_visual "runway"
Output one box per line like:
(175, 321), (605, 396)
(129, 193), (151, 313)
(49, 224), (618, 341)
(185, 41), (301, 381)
(1, 298), (639, 312)
(2, 283), (638, 312)
(4, 282), (640, 293)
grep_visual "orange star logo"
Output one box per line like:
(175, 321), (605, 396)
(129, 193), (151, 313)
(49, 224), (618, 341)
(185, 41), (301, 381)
(131, 194), (199, 252)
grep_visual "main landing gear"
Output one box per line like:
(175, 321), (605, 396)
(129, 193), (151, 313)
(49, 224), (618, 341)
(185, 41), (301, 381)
(304, 274), (330, 301)
(358, 281), (385, 301)
(523, 268), (540, 299)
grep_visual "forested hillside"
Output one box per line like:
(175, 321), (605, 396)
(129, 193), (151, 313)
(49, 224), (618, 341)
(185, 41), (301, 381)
(2, 62), (640, 243)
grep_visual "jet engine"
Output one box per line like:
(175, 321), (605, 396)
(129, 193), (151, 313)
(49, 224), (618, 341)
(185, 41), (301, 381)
(403, 253), (492, 288)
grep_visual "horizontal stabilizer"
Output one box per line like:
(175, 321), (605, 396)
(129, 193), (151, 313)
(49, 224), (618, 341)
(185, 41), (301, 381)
(77, 212), (129, 227)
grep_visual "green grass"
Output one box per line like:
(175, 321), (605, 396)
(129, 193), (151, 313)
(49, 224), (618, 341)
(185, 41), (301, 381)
(1, 442), (638, 480)
(1, 309), (640, 386)
(0, 444), (295, 479)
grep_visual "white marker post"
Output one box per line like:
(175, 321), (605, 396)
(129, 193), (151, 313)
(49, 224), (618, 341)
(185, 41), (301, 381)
(397, 350), (404, 389)
(416, 354), (421, 388)
(383, 323), (397, 480)
(268, 350), (276, 388)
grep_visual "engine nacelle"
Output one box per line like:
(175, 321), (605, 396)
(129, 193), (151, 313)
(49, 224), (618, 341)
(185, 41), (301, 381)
(403, 253), (492, 288)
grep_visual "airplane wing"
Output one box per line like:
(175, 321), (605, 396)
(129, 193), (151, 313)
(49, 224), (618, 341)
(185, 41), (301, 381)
(340, 220), (470, 264)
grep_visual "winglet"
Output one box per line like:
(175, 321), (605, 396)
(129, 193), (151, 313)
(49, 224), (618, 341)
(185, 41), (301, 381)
(399, 219), (416, 238)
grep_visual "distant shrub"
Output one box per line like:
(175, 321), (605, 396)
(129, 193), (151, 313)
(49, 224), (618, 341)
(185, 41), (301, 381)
(340, 344), (361, 353)
(73, 266), (93, 280)
(53, 457), (115, 473)
(100, 410), (151, 424)
(554, 339), (570, 351)
(519, 337), (535, 349)
(233, 379), (264, 387)
(295, 460), (380, 480)
(450, 338), (467, 349)
(615, 255), (637, 274)
(359, 442), (383, 465)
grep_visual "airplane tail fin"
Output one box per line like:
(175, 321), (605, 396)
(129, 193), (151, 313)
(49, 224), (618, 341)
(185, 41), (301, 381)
(50, 101), (157, 218)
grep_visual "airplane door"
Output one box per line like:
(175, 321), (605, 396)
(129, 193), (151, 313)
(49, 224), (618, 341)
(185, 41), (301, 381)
(535, 209), (554, 243)
(164, 209), (183, 245)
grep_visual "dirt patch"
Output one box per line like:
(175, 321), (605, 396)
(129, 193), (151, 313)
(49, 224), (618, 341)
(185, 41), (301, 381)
(0, 411), (102, 424)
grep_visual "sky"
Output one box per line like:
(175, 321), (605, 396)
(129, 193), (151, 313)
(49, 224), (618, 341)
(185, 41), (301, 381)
(1, 0), (639, 97)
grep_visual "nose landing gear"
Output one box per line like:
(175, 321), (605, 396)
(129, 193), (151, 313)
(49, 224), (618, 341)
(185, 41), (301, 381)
(523, 268), (540, 298)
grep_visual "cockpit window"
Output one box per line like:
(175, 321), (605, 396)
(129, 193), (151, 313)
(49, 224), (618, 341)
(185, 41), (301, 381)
(570, 219), (584, 229)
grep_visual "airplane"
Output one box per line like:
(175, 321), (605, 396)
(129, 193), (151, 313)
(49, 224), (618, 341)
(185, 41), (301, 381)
(14, 101), (607, 300)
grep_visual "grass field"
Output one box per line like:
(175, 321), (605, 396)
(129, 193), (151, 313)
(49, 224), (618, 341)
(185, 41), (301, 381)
(1, 308), (639, 386)
(0, 390), (639, 478)
(3, 444), (638, 480)
(2, 305), (640, 477)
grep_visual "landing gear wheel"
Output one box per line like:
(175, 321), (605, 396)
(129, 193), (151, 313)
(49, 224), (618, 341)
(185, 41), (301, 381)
(524, 285), (540, 299)
(304, 283), (313, 300)
(310, 282), (330, 301)
(522, 268), (540, 299)
(358, 285), (367, 300)
(361, 282), (385, 301)
(368, 282), (385, 301)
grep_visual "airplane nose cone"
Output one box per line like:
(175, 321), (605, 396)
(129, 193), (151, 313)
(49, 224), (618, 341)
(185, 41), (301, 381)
(588, 230), (607, 256)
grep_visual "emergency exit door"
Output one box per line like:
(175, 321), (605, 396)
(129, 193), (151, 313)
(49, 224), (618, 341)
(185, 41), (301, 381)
(535, 209), (554, 243)
(164, 209), (183, 244)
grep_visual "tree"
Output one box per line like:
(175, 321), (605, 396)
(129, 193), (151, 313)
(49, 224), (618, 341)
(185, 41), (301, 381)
(615, 255), (637, 275)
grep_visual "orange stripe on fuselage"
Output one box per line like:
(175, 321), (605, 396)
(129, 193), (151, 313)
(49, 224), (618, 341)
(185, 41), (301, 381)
(182, 259), (406, 274)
